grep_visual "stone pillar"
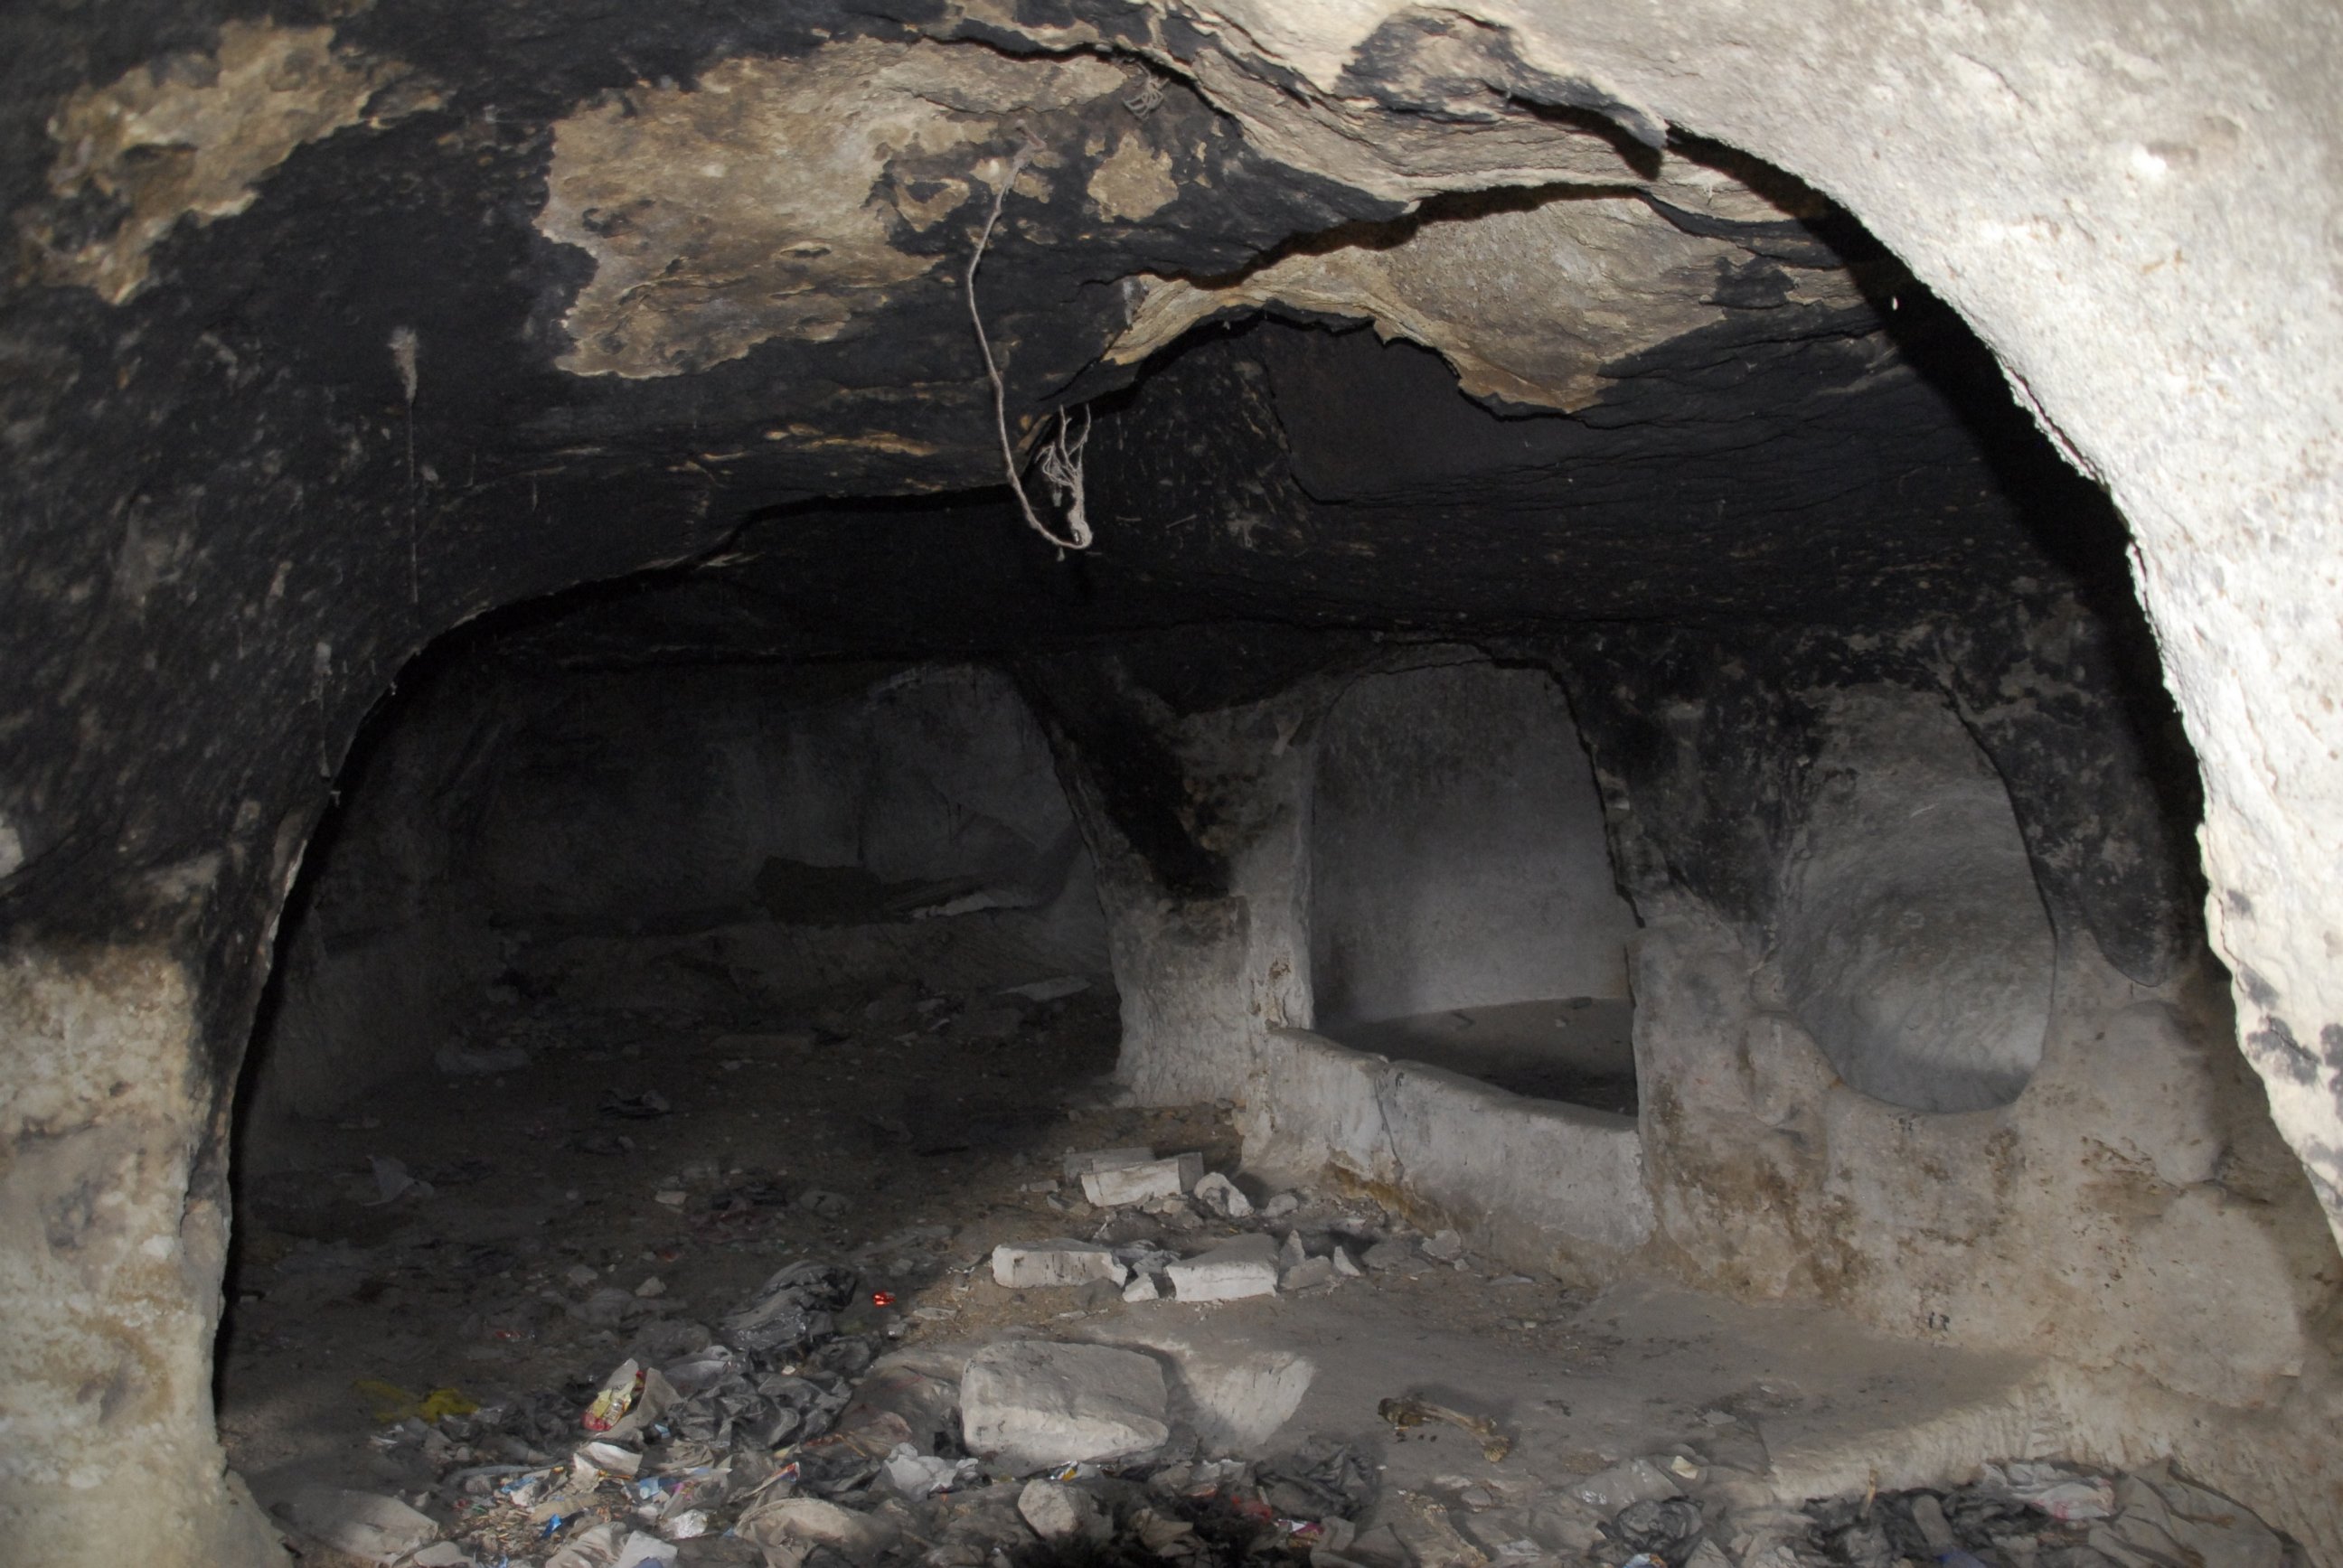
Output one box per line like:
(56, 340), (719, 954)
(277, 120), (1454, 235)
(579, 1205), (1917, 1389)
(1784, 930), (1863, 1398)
(0, 946), (285, 1567)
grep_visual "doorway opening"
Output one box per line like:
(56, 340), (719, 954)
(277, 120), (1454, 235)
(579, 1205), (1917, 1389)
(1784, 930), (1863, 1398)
(1308, 657), (1639, 1113)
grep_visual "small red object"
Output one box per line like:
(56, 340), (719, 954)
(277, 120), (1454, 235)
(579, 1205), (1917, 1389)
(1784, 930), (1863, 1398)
(870, 1291), (897, 1308)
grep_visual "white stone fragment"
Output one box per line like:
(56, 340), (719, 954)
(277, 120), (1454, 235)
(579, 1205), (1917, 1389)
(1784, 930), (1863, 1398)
(993, 1239), (1128, 1290)
(1123, 1272), (1162, 1303)
(1569, 1456), (1681, 1514)
(961, 1341), (1171, 1472)
(1019, 1479), (1110, 1545)
(1331, 1245), (1363, 1278)
(1193, 1171), (1254, 1219)
(1167, 1234), (1281, 1302)
(1081, 1153), (1202, 1207)
(1277, 1231), (1308, 1270)
(279, 1487), (441, 1564)
(1063, 1147), (1153, 1180)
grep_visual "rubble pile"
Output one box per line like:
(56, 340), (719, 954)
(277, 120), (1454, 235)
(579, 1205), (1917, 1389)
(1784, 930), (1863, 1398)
(252, 1123), (2304, 1568)
(262, 1140), (1407, 1567)
(275, 1259), (1389, 1564)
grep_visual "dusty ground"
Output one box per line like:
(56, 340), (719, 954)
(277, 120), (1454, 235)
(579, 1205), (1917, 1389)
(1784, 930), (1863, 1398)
(219, 967), (2295, 1567)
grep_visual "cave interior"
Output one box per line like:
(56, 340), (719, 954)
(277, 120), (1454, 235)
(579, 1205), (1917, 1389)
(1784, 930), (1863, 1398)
(3, 6), (2340, 1567)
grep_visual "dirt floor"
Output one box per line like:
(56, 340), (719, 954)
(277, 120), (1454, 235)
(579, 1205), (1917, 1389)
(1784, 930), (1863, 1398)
(219, 968), (2301, 1568)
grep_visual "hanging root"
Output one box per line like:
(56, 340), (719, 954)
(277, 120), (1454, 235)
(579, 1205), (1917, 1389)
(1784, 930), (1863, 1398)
(965, 132), (1094, 553)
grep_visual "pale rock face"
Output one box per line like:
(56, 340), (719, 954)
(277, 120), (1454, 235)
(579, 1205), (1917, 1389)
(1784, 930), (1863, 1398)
(0, 949), (287, 1568)
(1111, 191), (1858, 411)
(23, 21), (423, 304)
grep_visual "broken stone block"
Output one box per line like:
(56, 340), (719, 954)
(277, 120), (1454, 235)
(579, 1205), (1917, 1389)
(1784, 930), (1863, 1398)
(1331, 1245), (1363, 1277)
(1277, 1231), (1307, 1270)
(1193, 1171), (1254, 1219)
(1167, 1234), (1280, 1302)
(1422, 1228), (1465, 1262)
(1124, 1272), (1162, 1303)
(1019, 1479), (1110, 1545)
(993, 1239), (1128, 1290)
(1064, 1147), (1153, 1181)
(1281, 1255), (1334, 1291)
(1081, 1153), (1203, 1207)
(1262, 1191), (1301, 1218)
(961, 1340), (1171, 1472)
(279, 1486), (441, 1563)
(1910, 1494), (1955, 1552)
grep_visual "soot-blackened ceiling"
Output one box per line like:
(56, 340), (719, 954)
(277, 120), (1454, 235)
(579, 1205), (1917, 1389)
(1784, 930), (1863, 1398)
(0, 0), (2141, 952)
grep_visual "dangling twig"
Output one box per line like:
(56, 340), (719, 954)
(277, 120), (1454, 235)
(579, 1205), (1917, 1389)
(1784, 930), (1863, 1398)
(964, 133), (1094, 553)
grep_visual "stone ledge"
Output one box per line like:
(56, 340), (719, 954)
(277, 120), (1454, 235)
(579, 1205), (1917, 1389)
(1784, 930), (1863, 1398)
(1241, 1026), (1654, 1282)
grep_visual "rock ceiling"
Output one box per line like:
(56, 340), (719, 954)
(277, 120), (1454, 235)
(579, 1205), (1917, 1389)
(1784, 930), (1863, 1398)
(0, 0), (2130, 932)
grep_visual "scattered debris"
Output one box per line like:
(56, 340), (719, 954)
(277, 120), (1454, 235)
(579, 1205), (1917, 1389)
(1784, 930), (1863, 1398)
(1378, 1396), (1512, 1463)
(221, 984), (2307, 1568)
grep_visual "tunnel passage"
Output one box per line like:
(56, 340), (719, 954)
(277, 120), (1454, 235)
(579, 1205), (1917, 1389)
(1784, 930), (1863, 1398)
(239, 646), (1118, 1183)
(1309, 658), (1640, 1113)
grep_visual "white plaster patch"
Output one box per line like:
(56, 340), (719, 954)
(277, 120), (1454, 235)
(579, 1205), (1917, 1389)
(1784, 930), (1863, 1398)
(539, 40), (1124, 379)
(24, 21), (419, 304)
(1087, 134), (1178, 221)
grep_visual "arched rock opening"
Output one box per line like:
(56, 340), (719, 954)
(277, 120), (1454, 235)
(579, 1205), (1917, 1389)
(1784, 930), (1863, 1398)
(1774, 689), (2055, 1115)
(239, 649), (1115, 1180)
